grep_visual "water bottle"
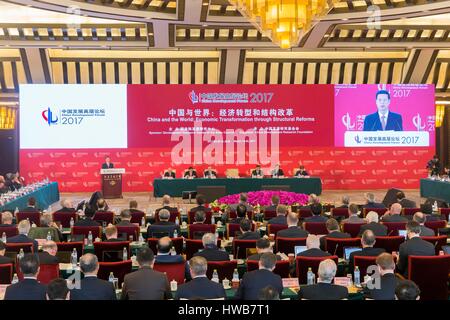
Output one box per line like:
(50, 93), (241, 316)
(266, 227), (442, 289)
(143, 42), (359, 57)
(346, 273), (353, 287)
(31, 222), (36, 228)
(170, 246), (176, 256)
(18, 248), (24, 260)
(71, 248), (78, 268)
(354, 266), (361, 286)
(109, 272), (114, 283)
(12, 273), (19, 284)
(123, 247), (128, 261)
(1, 232), (6, 243)
(14, 207), (19, 215)
(141, 217), (146, 227)
(46, 231), (52, 241)
(212, 269), (219, 283)
(70, 217), (74, 228)
(232, 269), (239, 281)
(170, 279), (178, 291)
(307, 267), (315, 285)
(175, 217), (179, 226)
(173, 229), (178, 238)
(87, 231), (93, 245)
(138, 233), (144, 243)
(433, 201), (438, 212)
(211, 216), (215, 225)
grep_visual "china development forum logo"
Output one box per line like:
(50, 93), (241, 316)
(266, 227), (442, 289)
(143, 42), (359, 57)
(42, 107), (58, 126)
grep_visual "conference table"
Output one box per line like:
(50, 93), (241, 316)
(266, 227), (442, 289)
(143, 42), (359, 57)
(153, 177), (322, 198)
(420, 178), (450, 203)
(0, 182), (60, 212)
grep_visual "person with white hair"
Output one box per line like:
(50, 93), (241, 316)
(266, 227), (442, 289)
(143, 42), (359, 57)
(0, 211), (15, 227)
(7, 220), (38, 252)
(38, 240), (59, 264)
(192, 233), (229, 261)
(362, 193), (386, 209)
(298, 259), (348, 300)
(297, 235), (331, 257)
(381, 203), (408, 222)
(147, 209), (180, 238)
(338, 196), (350, 209)
(358, 211), (388, 236)
(54, 199), (75, 213)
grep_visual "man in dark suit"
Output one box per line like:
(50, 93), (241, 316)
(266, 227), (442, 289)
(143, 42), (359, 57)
(235, 253), (283, 300)
(228, 193), (254, 213)
(297, 235), (331, 257)
(304, 203), (327, 223)
(70, 254), (116, 300)
(0, 240), (13, 264)
(247, 238), (282, 261)
(0, 211), (15, 227)
(364, 253), (398, 300)
(298, 259), (348, 300)
(121, 247), (171, 300)
(358, 211), (388, 236)
(155, 195), (178, 216)
(38, 241), (59, 264)
(362, 193), (386, 209)
(129, 200), (145, 221)
(103, 225), (122, 244)
(267, 205), (287, 225)
(177, 256), (226, 300)
(147, 209), (180, 238)
(251, 165), (264, 178)
(271, 164), (284, 178)
(320, 218), (351, 251)
(101, 156), (114, 169)
(341, 203), (367, 224)
(394, 221), (435, 277)
(413, 212), (435, 236)
(337, 196), (350, 209)
(47, 278), (70, 300)
(4, 253), (47, 300)
(348, 230), (385, 272)
(21, 197), (40, 213)
(229, 204), (247, 224)
(263, 195), (280, 214)
(193, 233), (229, 261)
(237, 219), (260, 240)
(363, 89), (403, 131)
(294, 165), (309, 177)
(277, 212), (309, 238)
(7, 220), (38, 252)
(190, 194), (212, 215)
(116, 209), (135, 227)
(380, 203), (408, 223)
(74, 205), (101, 227)
(163, 168), (176, 179)
(54, 199), (75, 214)
(203, 166), (217, 179)
(183, 166), (197, 179)
(396, 192), (417, 209)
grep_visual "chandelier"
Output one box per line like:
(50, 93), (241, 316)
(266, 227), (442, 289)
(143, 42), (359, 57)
(228, 0), (339, 49)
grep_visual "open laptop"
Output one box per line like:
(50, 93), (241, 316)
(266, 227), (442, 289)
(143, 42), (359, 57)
(344, 247), (361, 261)
(398, 230), (407, 239)
(294, 245), (307, 255)
(442, 245), (450, 255)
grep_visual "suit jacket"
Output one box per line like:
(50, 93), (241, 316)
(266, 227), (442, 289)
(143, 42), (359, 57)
(295, 170), (308, 177)
(342, 215), (366, 224)
(363, 111), (403, 131)
(277, 226), (309, 238)
(163, 171), (176, 178)
(234, 269), (283, 300)
(267, 215), (287, 225)
(71, 276), (116, 300)
(0, 223), (15, 227)
(203, 170), (217, 178)
(184, 171), (197, 178)
(21, 206), (40, 213)
(237, 231), (260, 240)
(399, 198), (417, 209)
(381, 214), (408, 223)
(348, 247), (385, 272)
(364, 273), (397, 300)
(7, 234), (38, 252)
(177, 276), (226, 300)
(155, 254), (184, 264)
(193, 245), (230, 261)
(272, 169), (284, 177)
(264, 205), (278, 213)
(363, 202), (386, 209)
(397, 237), (435, 276)
(4, 278), (47, 300)
(102, 163), (114, 169)
(116, 220), (135, 227)
(297, 248), (331, 257)
(0, 255), (13, 264)
(38, 251), (59, 265)
(147, 222), (180, 238)
(320, 231), (351, 251)
(419, 225), (435, 236)
(54, 207), (76, 214)
(358, 222), (388, 237)
(247, 253), (282, 261)
(190, 205), (211, 213)
(304, 215), (328, 223)
(298, 282), (348, 300)
(121, 266), (171, 300)
(74, 217), (101, 227)
(251, 169), (263, 177)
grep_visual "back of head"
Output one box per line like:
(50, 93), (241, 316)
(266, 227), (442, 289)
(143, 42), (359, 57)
(326, 218), (339, 232)
(240, 219), (252, 232)
(18, 219), (31, 234)
(20, 253), (40, 276)
(42, 240), (57, 253)
(318, 259), (337, 283)
(236, 204), (247, 218)
(157, 236), (173, 254)
(105, 225), (118, 239)
(256, 238), (271, 250)
(376, 253), (395, 271)
(259, 252), (277, 270)
(361, 230), (376, 247)
(194, 210), (206, 223)
(40, 213), (53, 227)
(158, 209), (170, 221)
(189, 256), (207, 277)
(258, 286), (280, 300)
(366, 211), (379, 223)
(79, 253), (98, 274)
(406, 220), (421, 235)
(61, 199), (72, 209)
(137, 247), (154, 266)
(240, 193), (248, 203)
(276, 205), (287, 216)
(1, 211), (13, 224)
(309, 194), (319, 204)
(97, 198), (106, 209)
(348, 203), (359, 215)
(129, 200), (138, 209)
(162, 195), (171, 205)
(342, 196), (350, 205)
(47, 278), (69, 300)
(84, 204), (96, 218)
(286, 212), (299, 226)
(310, 203), (323, 216)
(271, 195), (280, 205)
(413, 212), (425, 224)
(196, 194), (206, 206)
(421, 203), (432, 215)
(365, 193), (375, 203)
(120, 209), (132, 221)
(395, 280), (420, 300)
(201, 233), (216, 247)
(306, 234), (320, 249)
(390, 203), (402, 215)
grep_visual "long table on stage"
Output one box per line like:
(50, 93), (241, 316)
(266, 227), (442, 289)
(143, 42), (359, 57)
(0, 182), (60, 212)
(420, 178), (450, 203)
(153, 177), (322, 197)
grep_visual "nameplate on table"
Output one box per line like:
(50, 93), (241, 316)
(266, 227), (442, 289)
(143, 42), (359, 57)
(282, 278), (299, 288)
(100, 168), (126, 175)
(344, 131), (429, 147)
(334, 277), (352, 287)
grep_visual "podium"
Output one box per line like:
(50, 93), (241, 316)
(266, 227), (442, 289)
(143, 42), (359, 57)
(100, 168), (125, 199)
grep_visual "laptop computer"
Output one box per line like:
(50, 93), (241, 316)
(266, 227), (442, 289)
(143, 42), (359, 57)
(344, 247), (361, 261)
(294, 245), (307, 255)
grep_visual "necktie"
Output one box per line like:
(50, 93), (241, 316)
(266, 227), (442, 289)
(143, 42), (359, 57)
(381, 115), (386, 130)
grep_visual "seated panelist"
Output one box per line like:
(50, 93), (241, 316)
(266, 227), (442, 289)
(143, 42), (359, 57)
(163, 168), (176, 179)
(295, 165), (309, 177)
(184, 167), (197, 179)
(203, 166), (217, 179)
(251, 165), (264, 178)
(271, 164), (284, 178)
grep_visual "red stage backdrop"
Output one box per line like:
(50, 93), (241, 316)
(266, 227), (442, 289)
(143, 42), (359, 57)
(19, 84), (435, 192)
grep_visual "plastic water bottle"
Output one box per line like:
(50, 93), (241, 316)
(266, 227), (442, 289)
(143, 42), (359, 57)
(70, 217), (74, 228)
(123, 247), (128, 261)
(31, 222), (36, 228)
(175, 217), (179, 226)
(109, 272), (114, 283)
(173, 229), (178, 238)
(354, 266), (361, 286)
(141, 217), (146, 227)
(170, 246), (176, 256)
(433, 201), (438, 212)
(1, 232), (6, 243)
(71, 248), (78, 268)
(12, 273), (18, 284)
(212, 269), (219, 283)
(307, 267), (315, 285)
(211, 216), (215, 225)
(18, 248), (24, 260)
(14, 207), (19, 215)
(346, 273), (353, 287)
(138, 233), (144, 243)
(87, 231), (93, 245)
(46, 231), (52, 241)
(232, 269), (239, 281)
(170, 279), (178, 291)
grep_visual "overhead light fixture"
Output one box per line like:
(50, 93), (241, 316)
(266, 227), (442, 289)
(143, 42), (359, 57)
(229, 0), (340, 48)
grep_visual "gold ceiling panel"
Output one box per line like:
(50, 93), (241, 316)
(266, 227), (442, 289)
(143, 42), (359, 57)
(173, 25), (270, 44)
(0, 49), (28, 93)
(330, 0), (450, 13)
(427, 50), (450, 93)
(72, 0), (177, 13)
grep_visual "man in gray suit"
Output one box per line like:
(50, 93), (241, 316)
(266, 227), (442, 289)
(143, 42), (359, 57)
(341, 204), (367, 224)
(121, 247), (172, 300)
(413, 212), (435, 236)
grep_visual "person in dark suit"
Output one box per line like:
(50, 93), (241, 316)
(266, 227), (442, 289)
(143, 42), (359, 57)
(380, 203), (408, 223)
(101, 156), (114, 169)
(203, 166), (217, 179)
(337, 196), (350, 209)
(426, 155), (441, 177)
(247, 238), (282, 261)
(4, 253), (47, 300)
(177, 256), (226, 300)
(277, 212), (309, 238)
(251, 165), (264, 178)
(271, 164), (284, 178)
(21, 197), (40, 213)
(364, 253), (398, 300)
(341, 203), (367, 224)
(304, 203), (327, 223)
(363, 89), (403, 131)
(358, 211), (388, 236)
(154, 236), (190, 281)
(116, 209), (135, 227)
(229, 204), (247, 224)
(237, 219), (260, 240)
(298, 259), (348, 300)
(228, 193), (254, 213)
(47, 278), (70, 300)
(38, 241), (59, 265)
(0, 240), (13, 264)
(147, 209), (180, 238)
(396, 192), (417, 209)
(320, 218), (351, 251)
(193, 233), (229, 261)
(294, 165), (309, 177)
(54, 199), (75, 214)
(394, 221), (435, 277)
(128, 200), (145, 223)
(0, 211), (15, 227)
(362, 193), (386, 209)
(267, 205), (287, 225)
(413, 212), (435, 236)
(74, 204), (101, 227)
(183, 167), (197, 179)
(190, 194), (212, 215)
(121, 247), (171, 300)
(235, 253), (283, 300)
(348, 230), (385, 272)
(70, 253), (116, 300)
(263, 195), (280, 214)
(103, 225), (123, 245)
(163, 168), (176, 179)
(297, 235), (331, 257)
(7, 220), (38, 252)
(155, 195), (178, 216)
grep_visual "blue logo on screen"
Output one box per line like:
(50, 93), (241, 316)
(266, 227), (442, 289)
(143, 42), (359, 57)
(41, 107), (58, 126)
(354, 135), (362, 144)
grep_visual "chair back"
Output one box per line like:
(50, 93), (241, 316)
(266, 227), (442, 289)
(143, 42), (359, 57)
(325, 238), (361, 257)
(93, 241), (130, 262)
(188, 210), (212, 224)
(71, 226), (102, 239)
(402, 208), (421, 217)
(226, 223), (255, 239)
(98, 260), (133, 289)
(56, 242), (84, 263)
(130, 211), (145, 224)
(263, 210), (277, 220)
(331, 208), (349, 219)
(155, 209), (180, 223)
(117, 225), (140, 241)
(420, 235), (447, 254)
(5, 242), (34, 254)
(0, 226), (18, 238)
(353, 256), (378, 278)
(275, 237), (307, 254)
(246, 259), (290, 278)
(37, 264), (60, 284)
(304, 222), (328, 235)
(342, 223), (367, 238)
(363, 208), (387, 218)
(424, 220), (447, 234)
(16, 212), (41, 226)
(408, 255), (450, 300)
(298, 209), (313, 219)
(382, 222), (407, 236)
(153, 261), (186, 284)
(148, 237), (184, 257)
(93, 211), (115, 225)
(188, 224), (216, 239)
(267, 224), (288, 238)
(206, 260), (237, 281)
(0, 263), (13, 284)
(374, 236), (404, 253)
(296, 255), (339, 284)
(438, 208), (450, 221)
(53, 212), (77, 228)
(232, 239), (258, 259)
